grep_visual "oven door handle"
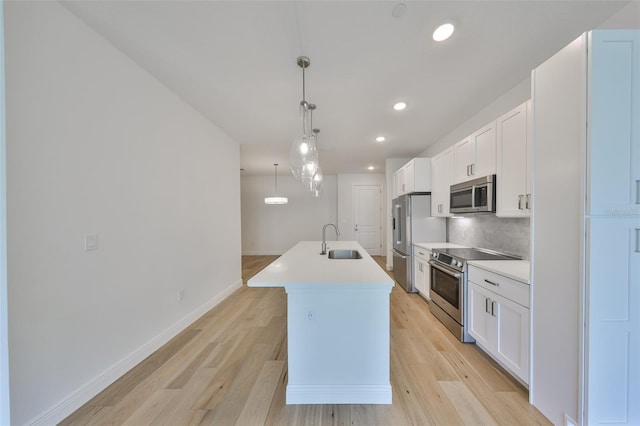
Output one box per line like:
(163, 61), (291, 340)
(428, 261), (462, 279)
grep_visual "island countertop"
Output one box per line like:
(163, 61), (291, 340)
(248, 241), (394, 288)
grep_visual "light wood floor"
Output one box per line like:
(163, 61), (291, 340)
(61, 255), (550, 425)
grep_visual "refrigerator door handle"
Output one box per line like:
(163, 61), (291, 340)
(394, 204), (402, 244)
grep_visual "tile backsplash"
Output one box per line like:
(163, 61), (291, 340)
(447, 214), (530, 259)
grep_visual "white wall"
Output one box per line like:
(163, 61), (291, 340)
(337, 173), (386, 248)
(241, 175), (338, 254)
(597, 1), (640, 29)
(0, 2), (10, 424)
(419, 78), (531, 158)
(4, 2), (242, 424)
(241, 173), (385, 255)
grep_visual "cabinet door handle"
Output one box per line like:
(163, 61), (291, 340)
(485, 298), (491, 314)
(526, 193), (531, 210)
(491, 300), (497, 317)
(466, 165), (470, 176)
(518, 195), (524, 210)
(419, 263), (423, 272)
(484, 279), (499, 287)
(471, 163), (475, 175)
(636, 229), (640, 253)
(636, 180), (640, 204)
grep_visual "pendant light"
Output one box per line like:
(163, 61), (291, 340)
(290, 56), (319, 180)
(264, 163), (288, 205)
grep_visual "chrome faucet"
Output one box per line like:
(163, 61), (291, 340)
(321, 223), (340, 255)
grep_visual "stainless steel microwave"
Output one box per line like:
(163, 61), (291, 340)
(450, 175), (496, 214)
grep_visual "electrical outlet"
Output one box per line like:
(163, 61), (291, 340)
(84, 234), (98, 251)
(306, 311), (315, 322)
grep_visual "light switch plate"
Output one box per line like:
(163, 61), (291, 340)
(84, 234), (98, 251)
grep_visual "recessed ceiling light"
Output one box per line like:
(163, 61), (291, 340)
(393, 102), (407, 111)
(375, 136), (386, 142)
(368, 166), (375, 171)
(433, 23), (455, 42)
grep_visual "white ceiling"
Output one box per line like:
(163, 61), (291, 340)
(59, 0), (634, 175)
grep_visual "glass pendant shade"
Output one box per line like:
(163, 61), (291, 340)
(310, 166), (323, 197)
(290, 103), (315, 180)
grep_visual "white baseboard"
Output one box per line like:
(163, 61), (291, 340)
(286, 384), (392, 405)
(29, 278), (243, 426)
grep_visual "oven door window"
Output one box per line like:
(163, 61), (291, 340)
(450, 188), (472, 210)
(431, 267), (460, 310)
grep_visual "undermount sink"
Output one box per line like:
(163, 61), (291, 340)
(328, 249), (363, 259)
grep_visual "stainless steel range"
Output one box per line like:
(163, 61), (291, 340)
(428, 247), (520, 342)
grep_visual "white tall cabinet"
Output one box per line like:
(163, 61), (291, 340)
(531, 30), (639, 426)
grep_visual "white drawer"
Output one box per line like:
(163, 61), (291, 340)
(468, 264), (529, 308)
(413, 245), (431, 261)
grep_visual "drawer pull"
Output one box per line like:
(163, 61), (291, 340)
(484, 279), (499, 287)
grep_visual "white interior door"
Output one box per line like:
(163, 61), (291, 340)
(353, 185), (381, 255)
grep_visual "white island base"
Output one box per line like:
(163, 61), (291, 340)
(248, 241), (394, 405)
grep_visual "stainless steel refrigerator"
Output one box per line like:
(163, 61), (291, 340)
(392, 194), (446, 292)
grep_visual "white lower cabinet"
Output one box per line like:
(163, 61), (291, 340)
(468, 265), (530, 385)
(413, 246), (431, 299)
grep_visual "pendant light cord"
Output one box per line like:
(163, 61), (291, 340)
(274, 163), (279, 194)
(302, 66), (305, 103)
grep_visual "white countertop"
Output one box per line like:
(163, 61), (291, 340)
(413, 242), (470, 250)
(468, 260), (531, 284)
(248, 241), (394, 288)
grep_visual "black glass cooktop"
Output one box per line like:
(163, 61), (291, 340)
(433, 248), (520, 262)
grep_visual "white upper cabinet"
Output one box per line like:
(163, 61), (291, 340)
(588, 33), (640, 217)
(496, 101), (531, 217)
(453, 121), (497, 184)
(453, 136), (474, 183)
(393, 158), (432, 196)
(431, 147), (454, 217)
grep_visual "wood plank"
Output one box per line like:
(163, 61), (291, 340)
(234, 360), (284, 426)
(440, 380), (497, 426)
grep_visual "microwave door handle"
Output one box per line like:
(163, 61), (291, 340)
(471, 186), (476, 209)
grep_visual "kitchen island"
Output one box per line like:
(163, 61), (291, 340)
(248, 241), (394, 404)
